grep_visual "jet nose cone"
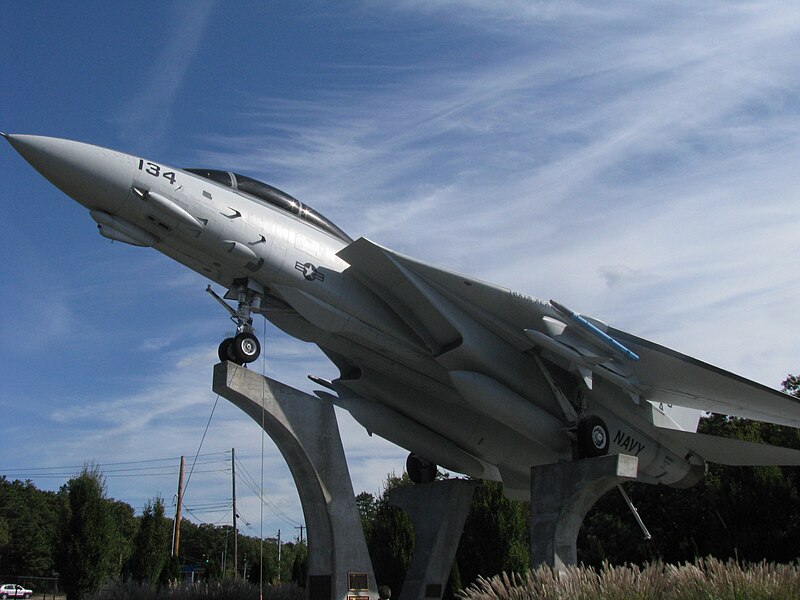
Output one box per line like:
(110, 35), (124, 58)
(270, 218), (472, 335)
(5, 134), (136, 213)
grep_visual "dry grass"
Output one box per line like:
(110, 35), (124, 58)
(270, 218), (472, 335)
(460, 558), (800, 600)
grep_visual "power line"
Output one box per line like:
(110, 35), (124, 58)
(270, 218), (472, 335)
(234, 457), (301, 527)
(0, 451), (229, 472)
(1, 468), (229, 479)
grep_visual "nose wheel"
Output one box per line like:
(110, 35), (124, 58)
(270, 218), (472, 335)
(208, 280), (264, 366)
(218, 332), (261, 364)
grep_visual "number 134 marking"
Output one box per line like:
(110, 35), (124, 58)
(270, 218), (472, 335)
(137, 159), (176, 185)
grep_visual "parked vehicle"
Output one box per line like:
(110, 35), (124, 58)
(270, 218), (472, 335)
(0, 584), (32, 599)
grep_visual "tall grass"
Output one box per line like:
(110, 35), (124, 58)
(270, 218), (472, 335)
(459, 558), (800, 600)
(90, 579), (304, 600)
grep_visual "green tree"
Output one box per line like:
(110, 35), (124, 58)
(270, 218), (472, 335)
(129, 496), (171, 584)
(783, 374), (800, 397)
(290, 542), (308, 586)
(0, 477), (60, 576)
(356, 491), (377, 538)
(110, 500), (137, 579)
(56, 464), (122, 600)
(159, 554), (181, 587)
(456, 481), (529, 587)
(365, 474), (415, 597)
(0, 517), (10, 566)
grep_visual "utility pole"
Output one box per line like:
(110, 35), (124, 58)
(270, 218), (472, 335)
(232, 447), (238, 578)
(295, 525), (305, 544)
(172, 455), (185, 557)
(277, 529), (281, 583)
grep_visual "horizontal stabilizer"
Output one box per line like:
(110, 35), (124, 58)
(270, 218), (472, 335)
(658, 427), (800, 466)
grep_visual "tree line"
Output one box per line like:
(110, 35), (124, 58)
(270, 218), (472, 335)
(0, 467), (307, 599)
(1, 374), (798, 599)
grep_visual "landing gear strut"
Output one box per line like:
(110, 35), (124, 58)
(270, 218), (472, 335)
(207, 279), (264, 366)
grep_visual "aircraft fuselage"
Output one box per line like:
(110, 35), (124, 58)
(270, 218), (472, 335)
(5, 134), (708, 498)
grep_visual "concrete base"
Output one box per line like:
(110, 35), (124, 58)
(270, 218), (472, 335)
(388, 479), (477, 600)
(213, 362), (376, 600)
(530, 454), (638, 571)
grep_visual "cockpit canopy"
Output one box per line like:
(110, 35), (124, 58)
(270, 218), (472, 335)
(184, 168), (353, 245)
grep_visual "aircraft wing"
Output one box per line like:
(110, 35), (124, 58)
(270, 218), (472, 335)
(608, 328), (800, 427)
(338, 238), (800, 428)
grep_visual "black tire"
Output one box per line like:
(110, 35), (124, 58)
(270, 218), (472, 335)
(230, 332), (261, 364)
(577, 416), (610, 458)
(406, 453), (437, 484)
(24, 594), (31, 599)
(218, 337), (234, 363)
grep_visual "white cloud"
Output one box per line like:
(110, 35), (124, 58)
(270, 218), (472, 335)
(113, 0), (218, 148)
(187, 2), (800, 389)
(5, 0), (800, 538)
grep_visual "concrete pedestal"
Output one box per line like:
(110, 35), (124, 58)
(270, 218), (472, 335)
(388, 479), (476, 600)
(530, 454), (638, 571)
(213, 362), (376, 600)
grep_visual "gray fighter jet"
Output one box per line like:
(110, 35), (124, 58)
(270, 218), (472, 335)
(6, 133), (800, 499)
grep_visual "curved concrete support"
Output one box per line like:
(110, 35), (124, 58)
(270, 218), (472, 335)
(530, 454), (638, 571)
(213, 362), (376, 600)
(388, 479), (477, 600)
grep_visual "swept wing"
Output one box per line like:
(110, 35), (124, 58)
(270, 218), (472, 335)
(339, 238), (800, 430)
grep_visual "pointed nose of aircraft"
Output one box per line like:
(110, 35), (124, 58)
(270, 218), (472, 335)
(3, 133), (136, 214)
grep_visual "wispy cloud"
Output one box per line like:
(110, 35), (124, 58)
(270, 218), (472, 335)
(5, 0), (800, 532)
(6, 331), (405, 531)
(113, 0), (217, 149)
(189, 1), (800, 388)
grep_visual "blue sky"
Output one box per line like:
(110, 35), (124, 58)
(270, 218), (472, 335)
(2, 1), (800, 540)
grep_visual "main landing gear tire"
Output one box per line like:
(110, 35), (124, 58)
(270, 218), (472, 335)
(406, 453), (438, 484)
(219, 332), (261, 365)
(577, 416), (610, 458)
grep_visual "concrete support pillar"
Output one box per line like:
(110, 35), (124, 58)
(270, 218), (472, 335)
(530, 454), (638, 571)
(388, 479), (477, 600)
(213, 362), (376, 600)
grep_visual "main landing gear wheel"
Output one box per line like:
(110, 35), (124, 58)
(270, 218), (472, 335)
(577, 415), (610, 458)
(406, 453), (438, 484)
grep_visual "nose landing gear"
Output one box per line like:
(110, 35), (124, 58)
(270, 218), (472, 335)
(218, 331), (261, 364)
(207, 279), (264, 365)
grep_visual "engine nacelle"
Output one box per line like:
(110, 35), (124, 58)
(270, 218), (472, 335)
(591, 408), (704, 487)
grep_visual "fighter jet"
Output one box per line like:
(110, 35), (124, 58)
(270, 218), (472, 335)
(6, 133), (800, 499)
